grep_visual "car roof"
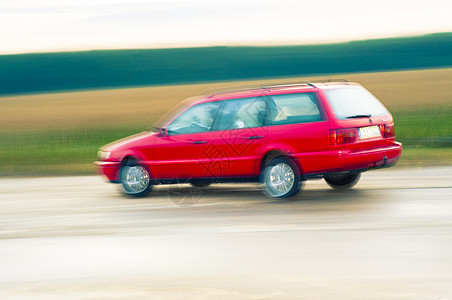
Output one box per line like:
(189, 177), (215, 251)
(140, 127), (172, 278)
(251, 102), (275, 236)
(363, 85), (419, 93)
(154, 80), (360, 128)
(194, 80), (360, 104)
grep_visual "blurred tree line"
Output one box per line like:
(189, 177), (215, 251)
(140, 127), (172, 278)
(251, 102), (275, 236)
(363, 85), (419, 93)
(1, 33), (451, 95)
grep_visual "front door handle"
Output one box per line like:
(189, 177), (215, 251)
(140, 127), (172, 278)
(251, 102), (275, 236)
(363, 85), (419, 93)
(191, 140), (209, 144)
(241, 136), (264, 140)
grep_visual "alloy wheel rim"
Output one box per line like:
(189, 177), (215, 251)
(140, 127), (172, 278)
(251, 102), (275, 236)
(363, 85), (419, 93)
(266, 163), (295, 197)
(123, 165), (150, 194)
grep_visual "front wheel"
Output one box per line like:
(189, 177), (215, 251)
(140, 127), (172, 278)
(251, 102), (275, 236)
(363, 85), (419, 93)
(120, 160), (153, 197)
(261, 157), (302, 198)
(324, 171), (361, 190)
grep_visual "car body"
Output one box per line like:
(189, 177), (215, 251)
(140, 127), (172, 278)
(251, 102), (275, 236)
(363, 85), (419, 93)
(95, 81), (402, 198)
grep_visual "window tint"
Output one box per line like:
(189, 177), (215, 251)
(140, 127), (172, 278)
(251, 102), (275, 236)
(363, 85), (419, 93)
(215, 97), (267, 131)
(325, 86), (389, 119)
(267, 93), (322, 125)
(167, 101), (221, 135)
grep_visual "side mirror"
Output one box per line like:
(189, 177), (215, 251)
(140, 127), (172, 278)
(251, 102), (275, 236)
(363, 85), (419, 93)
(159, 128), (168, 136)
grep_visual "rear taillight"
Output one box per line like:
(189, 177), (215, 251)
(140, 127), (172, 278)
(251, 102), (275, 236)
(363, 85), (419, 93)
(380, 123), (395, 138)
(329, 128), (357, 144)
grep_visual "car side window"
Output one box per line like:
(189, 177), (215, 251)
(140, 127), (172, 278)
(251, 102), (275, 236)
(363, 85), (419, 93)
(167, 101), (221, 135)
(267, 93), (322, 125)
(215, 97), (267, 131)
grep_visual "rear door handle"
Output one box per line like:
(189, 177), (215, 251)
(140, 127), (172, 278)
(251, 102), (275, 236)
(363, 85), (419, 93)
(241, 136), (264, 140)
(191, 140), (209, 144)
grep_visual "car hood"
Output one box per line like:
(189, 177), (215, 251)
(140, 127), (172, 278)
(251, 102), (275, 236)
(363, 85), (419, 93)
(100, 131), (157, 152)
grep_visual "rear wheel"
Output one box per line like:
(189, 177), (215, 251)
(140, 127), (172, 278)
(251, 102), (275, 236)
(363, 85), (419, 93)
(120, 160), (153, 197)
(262, 157), (302, 198)
(324, 171), (361, 190)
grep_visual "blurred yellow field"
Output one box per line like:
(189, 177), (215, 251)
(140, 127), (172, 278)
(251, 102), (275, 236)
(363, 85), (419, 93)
(1, 67), (451, 175)
(1, 68), (451, 132)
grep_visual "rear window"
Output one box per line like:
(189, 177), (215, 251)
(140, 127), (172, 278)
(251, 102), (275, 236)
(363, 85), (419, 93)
(324, 86), (389, 120)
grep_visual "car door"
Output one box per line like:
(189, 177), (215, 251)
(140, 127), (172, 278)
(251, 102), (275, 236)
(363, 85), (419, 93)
(152, 101), (221, 179)
(207, 96), (269, 178)
(265, 92), (332, 174)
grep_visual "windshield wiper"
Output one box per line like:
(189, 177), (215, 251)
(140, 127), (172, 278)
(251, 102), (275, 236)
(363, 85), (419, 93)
(346, 114), (372, 119)
(148, 126), (160, 132)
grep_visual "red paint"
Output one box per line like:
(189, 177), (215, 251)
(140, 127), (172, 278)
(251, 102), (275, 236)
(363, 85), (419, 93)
(96, 82), (402, 184)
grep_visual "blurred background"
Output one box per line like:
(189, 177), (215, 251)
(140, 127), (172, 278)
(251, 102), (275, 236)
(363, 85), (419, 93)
(1, 2), (452, 299)
(0, 0), (451, 176)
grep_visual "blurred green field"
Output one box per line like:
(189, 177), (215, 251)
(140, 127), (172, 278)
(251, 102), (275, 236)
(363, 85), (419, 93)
(0, 68), (451, 176)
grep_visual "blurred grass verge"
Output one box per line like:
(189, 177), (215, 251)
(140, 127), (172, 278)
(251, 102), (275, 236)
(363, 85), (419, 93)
(0, 127), (145, 176)
(1, 114), (450, 176)
(0, 68), (451, 176)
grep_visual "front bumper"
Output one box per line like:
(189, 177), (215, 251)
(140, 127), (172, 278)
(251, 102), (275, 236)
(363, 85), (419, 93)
(95, 161), (122, 182)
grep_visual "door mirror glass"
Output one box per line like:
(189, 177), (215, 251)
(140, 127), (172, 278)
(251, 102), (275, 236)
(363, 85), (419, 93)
(159, 128), (168, 136)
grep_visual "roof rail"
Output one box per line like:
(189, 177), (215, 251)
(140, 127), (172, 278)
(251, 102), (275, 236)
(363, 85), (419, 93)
(315, 79), (350, 84)
(262, 79), (350, 89)
(203, 79), (350, 97)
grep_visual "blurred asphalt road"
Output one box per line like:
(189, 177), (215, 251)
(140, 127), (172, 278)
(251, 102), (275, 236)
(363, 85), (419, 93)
(0, 167), (452, 299)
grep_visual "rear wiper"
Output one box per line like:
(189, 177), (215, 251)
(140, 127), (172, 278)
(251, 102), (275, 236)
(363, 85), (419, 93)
(346, 114), (372, 119)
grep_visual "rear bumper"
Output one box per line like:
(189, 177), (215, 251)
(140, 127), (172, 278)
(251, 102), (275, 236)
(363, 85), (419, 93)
(95, 161), (122, 182)
(301, 142), (402, 175)
(340, 142), (402, 171)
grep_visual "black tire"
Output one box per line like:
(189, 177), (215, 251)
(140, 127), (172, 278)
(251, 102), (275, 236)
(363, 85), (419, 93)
(261, 157), (302, 198)
(324, 171), (361, 190)
(189, 181), (211, 188)
(119, 160), (153, 197)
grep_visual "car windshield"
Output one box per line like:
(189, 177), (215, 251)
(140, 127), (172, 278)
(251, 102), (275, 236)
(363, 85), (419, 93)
(151, 96), (205, 131)
(324, 86), (389, 120)
(167, 101), (221, 135)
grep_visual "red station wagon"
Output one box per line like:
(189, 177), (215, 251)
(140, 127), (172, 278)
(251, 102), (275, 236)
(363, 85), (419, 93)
(96, 81), (402, 198)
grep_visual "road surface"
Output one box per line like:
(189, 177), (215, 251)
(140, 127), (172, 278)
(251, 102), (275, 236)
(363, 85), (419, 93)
(0, 167), (452, 299)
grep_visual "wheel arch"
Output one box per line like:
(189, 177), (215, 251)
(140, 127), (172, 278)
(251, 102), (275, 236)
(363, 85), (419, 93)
(259, 149), (304, 176)
(121, 155), (141, 165)
(120, 154), (154, 179)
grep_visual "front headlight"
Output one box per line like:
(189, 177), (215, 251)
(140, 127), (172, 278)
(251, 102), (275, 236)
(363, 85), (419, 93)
(97, 150), (111, 160)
